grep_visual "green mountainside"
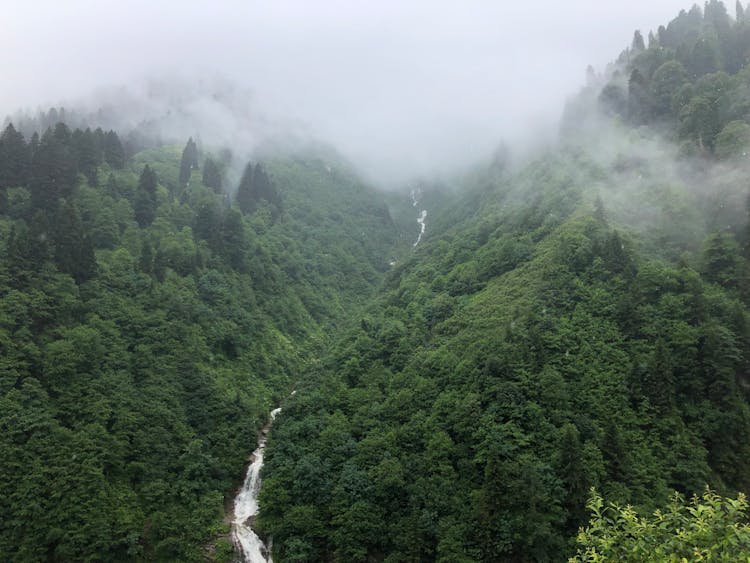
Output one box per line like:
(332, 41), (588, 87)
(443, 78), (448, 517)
(2, 2), (750, 562)
(257, 3), (750, 561)
(0, 126), (401, 560)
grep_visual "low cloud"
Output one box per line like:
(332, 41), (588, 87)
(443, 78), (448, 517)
(1, 0), (694, 185)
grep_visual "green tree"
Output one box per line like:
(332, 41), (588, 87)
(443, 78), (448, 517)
(0, 123), (29, 189)
(570, 489), (750, 562)
(702, 232), (742, 288)
(53, 200), (97, 283)
(650, 60), (688, 116)
(134, 165), (158, 228)
(103, 130), (125, 169)
(628, 68), (651, 123)
(631, 30), (646, 52)
(29, 124), (78, 211)
(715, 120), (750, 158)
(202, 156), (222, 193)
(179, 137), (199, 187)
(643, 339), (675, 410)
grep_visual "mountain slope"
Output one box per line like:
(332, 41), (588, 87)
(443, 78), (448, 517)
(0, 128), (401, 561)
(258, 5), (750, 560)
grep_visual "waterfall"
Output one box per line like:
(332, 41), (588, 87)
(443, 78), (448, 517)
(231, 407), (282, 562)
(413, 209), (427, 247)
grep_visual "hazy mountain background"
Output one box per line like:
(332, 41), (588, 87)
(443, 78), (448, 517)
(2, 0), (693, 184)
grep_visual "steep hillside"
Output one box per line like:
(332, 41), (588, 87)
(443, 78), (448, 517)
(0, 125), (400, 560)
(258, 4), (750, 561)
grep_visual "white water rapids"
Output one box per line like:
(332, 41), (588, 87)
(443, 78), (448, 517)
(409, 187), (427, 247)
(231, 407), (282, 563)
(413, 209), (427, 247)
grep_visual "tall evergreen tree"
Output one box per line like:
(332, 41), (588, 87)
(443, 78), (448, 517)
(0, 123), (30, 188)
(220, 207), (246, 270)
(53, 200), (97, 283)
(71, 128), (101, 185)
(644, 339), (676, 410)
(628, 68), (651, 123)
(29, 125), (78, 211)
(202, 157), (222, 193)
(236, 162), (256, 214)
(236, 161), (281, 216)
(103, 130), (125, 169)
(179, 137), (199, 187)
(134, 165), (158, 228)
(632, 30), (646, 52)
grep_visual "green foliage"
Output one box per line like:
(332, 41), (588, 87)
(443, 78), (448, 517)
(259, 138), (750, 560)
(593, 6), (750, 155)
(0, 126), (399, 560)
(715, 120), (750, 159)
(179, 137), (199, 187)
(570, 488), (750, 562)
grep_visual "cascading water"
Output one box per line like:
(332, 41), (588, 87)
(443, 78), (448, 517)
(410, 187), (427, 247)
(231, 407), (282, 563)
(413, 209), (427, 247)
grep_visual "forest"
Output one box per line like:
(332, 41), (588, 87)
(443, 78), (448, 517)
(1, 1), (750, 562)
(258, 2), (750, 561)
(0, 119), (402, 559)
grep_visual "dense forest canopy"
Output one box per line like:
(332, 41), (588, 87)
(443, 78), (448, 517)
(0, 124), (403, 560)
(1, 2), (750, 563)
(257, 3), (750, 561)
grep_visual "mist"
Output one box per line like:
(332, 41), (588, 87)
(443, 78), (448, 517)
(2, 0), (695, 185)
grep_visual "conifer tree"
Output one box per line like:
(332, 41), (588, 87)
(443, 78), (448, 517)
(134, 165), (158, 227)
(53, 200), (97, 283)
(179, 137), (199, 187)
(235, 161), (281, 216)
(236, 162), (256, 214)
(139, 240), (154, 274)
(221, 207), (246, 270)
(644, 339), (675, 410)
(71, 127), (101, 185)
(0, 123), (30, 188)
(202, 157), (222, 193)
(103, 130), (125, 169)
(632, 30), (646, 51)
(29, 125), (78, 211)
(627, 68), (651, 123)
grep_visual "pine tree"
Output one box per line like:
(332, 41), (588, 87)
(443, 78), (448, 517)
(220, 207), (246, 270)
(628, 68), (651, 124)
(134, 165), (158, 228)
(202, 157), (222, 193)
(5, 223), (42, 288)
(103, 130), (125, 169)
(737, 0), (745, 21)
(0, 123), (30, 188)
(139, 240), (154, 274)
(236, 162), (256, 214)
(194, 200), (222, 250)
(632, 30), (646, 52)
(29, 126), (78, 211)
(52, 200), (97, 283)
(643, 339), (675, 410)
(71, 128), (101, 185)
(236, 161), (282, 217)
(179, 137), (199, 187)
(557, 424), (589, 529)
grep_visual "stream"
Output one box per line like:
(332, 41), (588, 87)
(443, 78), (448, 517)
(410, 187), (427, 247)
(413, 209), (427, 247)
(231, 407), (282, 562)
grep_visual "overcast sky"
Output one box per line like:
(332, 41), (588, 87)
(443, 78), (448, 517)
(2, 1), (701, 183)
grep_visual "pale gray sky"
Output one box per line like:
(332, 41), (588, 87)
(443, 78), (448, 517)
(1, 0), (700, 183)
